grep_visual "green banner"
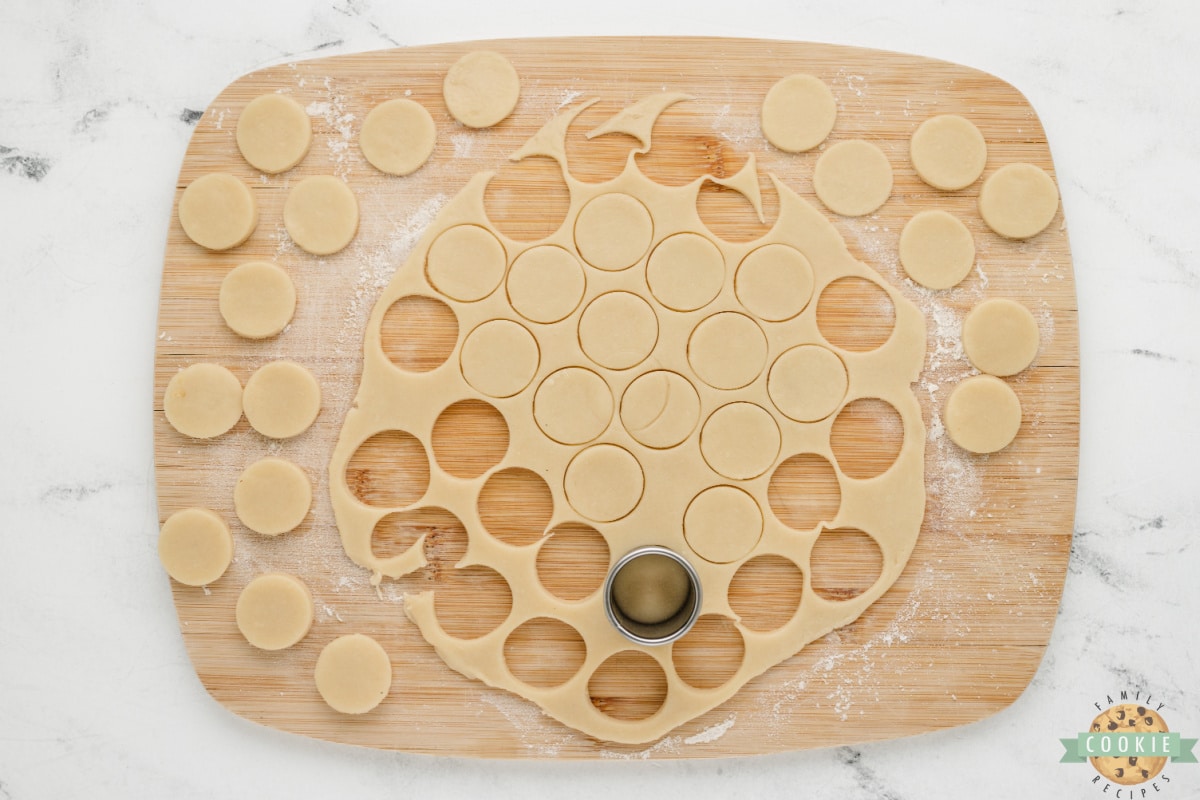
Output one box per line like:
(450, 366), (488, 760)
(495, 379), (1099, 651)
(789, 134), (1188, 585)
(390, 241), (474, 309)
(1060, 732), (1198, 764)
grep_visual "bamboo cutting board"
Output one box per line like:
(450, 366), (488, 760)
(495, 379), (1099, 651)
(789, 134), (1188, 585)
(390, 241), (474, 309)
(154, 36), (1078, 758)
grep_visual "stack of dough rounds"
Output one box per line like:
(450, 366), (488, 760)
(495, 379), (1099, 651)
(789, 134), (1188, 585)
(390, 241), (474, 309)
(235, 573), (314, 650)
(242, 360), (321, 439)
(219, 261), (296, 339)
(178, 173), (258, 251)
(157, 508), (233, 587)
(235, 93), (313, 174)
(163, 363), (243, 439)
(315, 634), (393, 714)
(443, 50), (520, 129)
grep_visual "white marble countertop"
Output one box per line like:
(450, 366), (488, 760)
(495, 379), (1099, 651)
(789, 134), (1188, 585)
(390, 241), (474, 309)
(2, 1), (1197, 797)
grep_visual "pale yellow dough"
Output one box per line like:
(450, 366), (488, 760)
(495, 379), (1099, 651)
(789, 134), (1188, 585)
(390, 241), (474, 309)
(178, 173), (258, 251)
(646, 233), (724, 311)
(574, 192), (653, 271)
(235, 573), (313, 650)
(283, 175), (359, 255)
(813, 139), (893, 217)
(735, 243), (814, 321)
(898, 210), (976, 290)
(684, 486), (762, 564)
(963, 298), (1039, 376)
(978, 163), (1059, 239)
(242, 360), (321, 439)
(909, 114), (987, 191)
(506, 245), (586, 323)
(945, 374), (1022, 454)
(760, 73), (837, 153)
(426, 224), (506, 302)
(236, 93), (312, 174)
(700, 402), (781, 480)
(359, 98), (436, 176)
(234, 457), (312, 535)
(620, 371), (700, 449)
(443, 50), (520, 129)
(157, 508), (233, 587)
(163, 363), (242, 439)
(315, 633), (393, 714)
(767, 345), (847, 422)
(219, 261), (296, 339)
(534, 367), (612, 445)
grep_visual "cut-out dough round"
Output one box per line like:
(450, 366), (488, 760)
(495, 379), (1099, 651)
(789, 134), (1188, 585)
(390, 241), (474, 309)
(178, 173), (258, 251)
(234, 457), (312, 535)
(219, 261), (295, 339)
(460, 319), (539, 397)
(283, 175), (359, 255)
(963, 298), (1040, 376)
(360, 98), (436, 176)
(235, 573), (313, 651)
(443, 50), (520, 129)
(646, 232), (724, 311)
(813, 139), (893, 217)
(898, 210), (976, 290)
(978, 163), (1059, 239)
(735, 243), (814, 321)
(909, 114), (987, 191)
(700, 402), (781, 480)
(687, 312), (767, 390)
(163, 363), (242, 439)
(426, 224), (506, 302)
(315, 633), (392, 714)
(574, 193), (654, 271)
(768, 345), (848, 422)
(944, 375), (1022, 454)
(761, 73), (836, 153)
(507, 245), (585, 323)
(684, 486), (763, 564)
(620, 370), (700, 449)
(578, 291), (658, 370)
(157, 508), (233, 587)
(236, 93), (312, 174)
(564, 444), (644, 522)
(533, 367), (613, 445)
(242, 360), (321, 439)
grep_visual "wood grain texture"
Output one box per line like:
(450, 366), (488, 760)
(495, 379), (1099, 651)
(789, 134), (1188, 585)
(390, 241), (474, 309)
(154, 36), (1078, 758)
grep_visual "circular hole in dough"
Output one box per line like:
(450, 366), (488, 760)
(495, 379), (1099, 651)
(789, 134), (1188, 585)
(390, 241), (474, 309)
(314, 633), (392, 715)
(760, 73), (837, 153)
(235, 573), (313, 651)
(695, 178), (780, 244)
(460, 319), (540, 398)
(620, 370), (701, 449)
(371, 506), (464, 562)
(978, 162), (1059, 239)
(483, 156), (571, 242)
(506, 245), (586, 324)
(535, 522), (610, 602)
(578, 291), (659, 371)
(898, 210), (976, 290)
(379, 294), (459, 373)
(283, 175), (359, 256)
(829, 397), (905, 480)
(163, 363), (242, 439)
(178, 173), (258, 251)
(962, 298), (1040, 377)
(425, 224), (507, 303)
(700, 402), (781, 481)
(735, 243), (815, 322)
(157, 508), (233, 587)
(533, 367), (613, 446)
(431, 399), (509, 479)
(359, 98), (436, 176)
(432, 564), (513, 639)
(728, 554), (804, 633)
(684, 485), (763, 564)
(909, 114), (987, 191)
(687, 311), (768, 390)
(809, 527), (883, 602)
(478, 467), (553, 547)
(345, 429), (430, 509)
(767, 453), (841, 531)
(242, 360), (321, 439)
(767, 345), (848, 423)
(574, 192), (654, 272)
(234, 457), (312, 535)
(816, 276), (896, 352)
(503, 617), (587, 689)
(672, 615), (745, 690)
(443, 50), (520, 129)
(564, 444), (645, 523)
(588, 650), (668, 721)
(235, 93), (312, 174)
(645, 232), (725, 312)
(944, 374), (1022, 454)
(219, 261), (296, 339)
(813, 139), (893, 217)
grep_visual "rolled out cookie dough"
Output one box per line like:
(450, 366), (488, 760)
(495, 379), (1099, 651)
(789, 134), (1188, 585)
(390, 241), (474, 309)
(898, 210), (976, 290)
(760, 73), (837, 153)
(234, 457), (312, 535)
(944, 374), (1022, 454)
(443, 50), (520, 129)
(157, 508), (233, 587)
(909, 114), (987, 191)
(360, 98), (437, 176)
(962, 298), (1039, 376)
(235, 573), (313, 650)
(178, 173), (258, 251)
(315, 633), (393, 714)
(426, 224), (507, 302)
(506, 245), (586, 323)
(235, 93), (312, 174)
(978, 162), (1059, 239)
(646, 233), (724, 312)
(813, 139), (893, 217)
(242, 360), (321, 439)
(283, 175), (359, 256)
(163, 363), (242, 439)
(219, 261), (296, 339)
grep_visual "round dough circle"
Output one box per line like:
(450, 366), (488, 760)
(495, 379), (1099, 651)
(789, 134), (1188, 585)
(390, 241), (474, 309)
(735, 243), (815, 321)
(646, 232), (725, 311)
(157, 508), (233, 587)
(813, 139), (893, 217)
(178, 173), (258, 251)
(611, 554), (691, 625)
(242, 360), (321, 439)
(944, 375), (1022, 454)
(315, 633), (393, 714)
(564, 444), (645, 522)
(163, 363), (242, 439)
(443, 50), (520, 129)
(978, 163), (1059, 239)
(574, 193), (654, 272)
(684, 486), (764, 564)
(234, 457), (312, 535)
(620, 370), (701, 449)
(578, 291), (659, 370)
(460, 319), (539, 397)
(962, 298), (1040, 376)
(768, 345), (848, 422)
(426, 224), (506, 302)
(909, 114), (987, 191)
(359, 98), (436, 176)
(761, 73), (837, 153)
(283, 175), (359, 255)
(507, 245), (586, 323)
(687, 312), (767, 390)
(235, 93), (312, 174)
(235, 573), (313, 651)
(219, 261), (296, 339)
(533, 367), (613, 445)
(700, 402), (782, 480)
(898, 210), (976, 290)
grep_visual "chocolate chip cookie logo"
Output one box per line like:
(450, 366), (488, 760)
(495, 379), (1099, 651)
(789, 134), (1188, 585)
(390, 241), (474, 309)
(1060, 692), (1196, 795)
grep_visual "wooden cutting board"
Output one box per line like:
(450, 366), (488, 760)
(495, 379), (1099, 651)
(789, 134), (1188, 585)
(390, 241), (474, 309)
(154, 36), (1078, 758)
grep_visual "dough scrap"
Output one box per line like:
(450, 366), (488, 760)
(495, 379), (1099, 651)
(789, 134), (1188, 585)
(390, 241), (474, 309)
(360, 98), (436, 176)
(978, 162), (1059, 239)
(283, 175), (359, 255)
(234, 457), (312, 535)
(178, 173), (258, 251)
(219, 261), (296, 339)
(157, 508), (233, 587)
(944, 374), (1022, 454)
(242, 360), (321, 439)
(163, 363), (242, 439)
(898, 210), (976, 290)
(813, 139), (893, 217)
(909, 114), (986, 191)
(315, 633), (393, 714)
(760, 74), (836, 153)
(236, 93), (312, 174)
(443, 50), (520, 129)
(963, 298), (1039, 376)
(235, 573), (313, 651)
